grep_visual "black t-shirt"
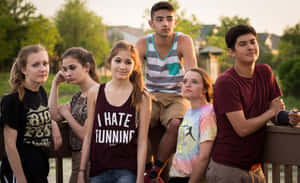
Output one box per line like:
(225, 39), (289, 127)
(0, 87), (51, 183)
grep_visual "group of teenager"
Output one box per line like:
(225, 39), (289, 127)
(1, 1), (300, 183)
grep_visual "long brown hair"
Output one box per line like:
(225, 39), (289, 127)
(106, 40), (144, 108)
(61, 47), (100, 83)
(187, 68), (213, 103)
(9, 44), (47, 100)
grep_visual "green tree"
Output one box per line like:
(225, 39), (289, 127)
(216, 16), (250, 38)
(278, 56), (300, 96)
(0, 15), (18, 68)
(0, 0), (60, 70)
(22, 16), (61, 56)
(55, 0), (110, 66)
(278, 21), (300, 61)
(207, 16), (250, 50)
(0, 0), (36, 70)
(256, 41), (274, 66)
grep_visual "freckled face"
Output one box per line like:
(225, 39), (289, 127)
(22, 51), (49, 85)
(181, 71), (206, 100)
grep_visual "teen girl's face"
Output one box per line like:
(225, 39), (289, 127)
(181, 71), (206, 100)
(22, 50), (49, 85)
(62, 56), (89, 84)
(110, 50), (134, 80)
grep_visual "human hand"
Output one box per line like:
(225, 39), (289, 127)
(288, 108), (300, 126)
(58, 104), (70, 118)
(16, 177), (27, 183)
(270, 97), (285, 116)
(53, 70), (66, 86)
(77, 171), (85, 183)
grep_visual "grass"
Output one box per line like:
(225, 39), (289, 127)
(43, 74), (80, 96)
(0, 73), (79, 99)
(0, 72), (299, 111)
(0, 72), (111, 104)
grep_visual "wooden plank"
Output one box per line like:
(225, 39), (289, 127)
(264, 125), (300, 165)
(56, 157), (63, 183)
(298, 165), (300, 183)
(284, 165), (293, 183)
(272, 163), (280, 183)
(263, 163), (269, 183)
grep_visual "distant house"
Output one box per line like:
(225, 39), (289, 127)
(107, 25), (145, 45)
(194, 24), (217, 52)
(257, 33), (280, 54)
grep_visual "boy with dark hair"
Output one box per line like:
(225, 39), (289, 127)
(150, 1), (175, 18)
(136, 1), (197, 181)
(206, 24), (300, 182)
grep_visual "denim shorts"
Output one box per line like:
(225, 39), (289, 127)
(89, 169), (136, 183)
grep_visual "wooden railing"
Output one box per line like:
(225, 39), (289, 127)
(1, 123), (300, 183)
(263, 124), (300, 183)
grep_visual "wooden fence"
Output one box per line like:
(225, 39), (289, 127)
(263, 124), (300, 183)
(1, 123), (300, 183)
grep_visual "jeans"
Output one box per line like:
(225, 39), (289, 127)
(89, 169), (136, 183)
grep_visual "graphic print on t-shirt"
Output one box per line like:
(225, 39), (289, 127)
(184, 126), (196, 141)
(24, 105), (52, 147)
(177, 124), (197, 153)
(94, 111), (136, 145)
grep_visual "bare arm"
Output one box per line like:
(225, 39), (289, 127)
(226, 97), (285, 137)
(136, 92), (151, 183)
(135, 37), (147, 67)
(51, 120), (62, 151)
(188, 141), (214, 183)
(178, 34), (198, 70)
(58, 104), (86, 141)
(48, 71), (66, 122)
(77, 85), (98, 183)
(3, 125), (27, 183)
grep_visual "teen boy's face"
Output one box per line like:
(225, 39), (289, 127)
(229, 33), (259, 64)
(149, 9), (177, 37)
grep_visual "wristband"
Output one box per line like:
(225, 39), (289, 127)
(276, 110), (290, 125)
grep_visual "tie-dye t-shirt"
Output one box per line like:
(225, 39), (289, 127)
(169, 104), (217, 177)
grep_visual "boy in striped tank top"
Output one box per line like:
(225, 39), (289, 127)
(136, 1), (197, 181)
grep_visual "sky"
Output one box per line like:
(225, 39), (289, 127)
(29, 0), (300, 36)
